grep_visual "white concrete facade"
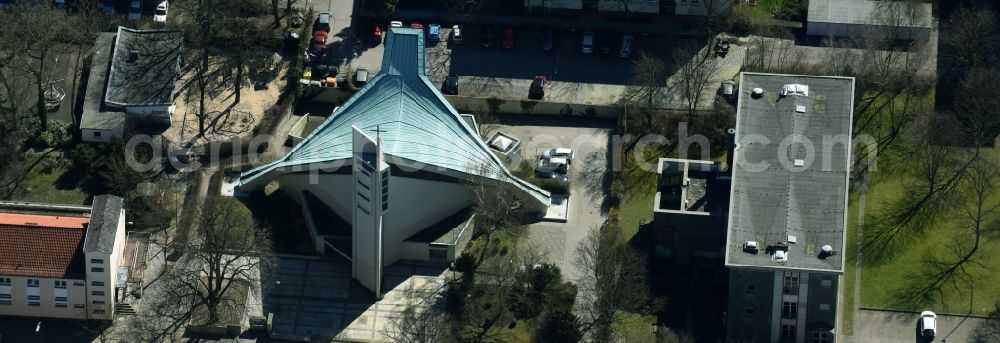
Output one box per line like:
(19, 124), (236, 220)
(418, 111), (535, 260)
(0, 276), (89, 319)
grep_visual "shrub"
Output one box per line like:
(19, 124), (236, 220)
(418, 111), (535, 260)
(39, 120), (72, 149)
(69, 144), (98, 170)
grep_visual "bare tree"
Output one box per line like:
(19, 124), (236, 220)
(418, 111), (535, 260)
(575, 225), (651, 342)
(383, 283), (448, 343)
(625, 52), (666, 127)
(0, 1), (77, 132)
(466, 162), (526, 266)
(158, 196), (276, 326)
(671, 41), (720, 122)
(743, 26), (804, 74)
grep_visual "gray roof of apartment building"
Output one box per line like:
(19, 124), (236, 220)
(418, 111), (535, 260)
(725, 73), (853, 273)
(808, 0), (933, 28)
(84, 195), (124, 254)
(80, 32), (126, 131)
(104, 27), (182, 107)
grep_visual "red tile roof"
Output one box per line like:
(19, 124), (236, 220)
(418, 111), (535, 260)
(0, 213), (89, 279)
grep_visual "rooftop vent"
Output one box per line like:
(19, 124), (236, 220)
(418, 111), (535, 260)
(751, 88), (764, 98)
(743, 241), (759, 254)
(773, 250), (788, 262)
(128, 50), (140, 63)
(781, 84), (809, 97)
(795, 105), (806, 113)
(793, 159), (805, 167)
(819, 244), (836, 259)
(787, 235), (797, 244)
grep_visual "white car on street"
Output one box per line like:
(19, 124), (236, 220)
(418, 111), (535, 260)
(918, 311), (936, 339)
(153, 1), (168, 23)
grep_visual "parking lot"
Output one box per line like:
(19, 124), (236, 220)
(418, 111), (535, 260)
(491, 116), (614, 281)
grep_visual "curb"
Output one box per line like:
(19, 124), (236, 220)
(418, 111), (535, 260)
(859, 307), (991, 320)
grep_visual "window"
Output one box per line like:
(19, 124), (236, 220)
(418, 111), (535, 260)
(781, 324), (796, 342)
(93, 309), (106, 314)
(55, 297), (67, 302)
(782, 301), (798, 319)
(811, 332), (832, 343)
(0, 277), (9, 285)
(745, 283), (756, 294)
(0, 300), (10, 305)
(28, 295), (40, 301)
(381, 169), (390, 212)
(74, 304), (85, 308)
(27, 279), (39, 287)
(91, 267), (104, 273)
(90, 259), (104, 264)
(92, 291), (105, 296)
(92, 300), (105, 305)
(93, 132), (102, 137)
(55, 303), (68, 308)
(744, 307), (754, 317)
(54, 281), (67, 288)
(91, 281), (105, 287)
(73, 281), (85, 286)
(783, 274), (799, 294)
(0, 294), (10, 299)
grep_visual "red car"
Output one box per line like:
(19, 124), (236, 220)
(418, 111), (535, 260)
(373, 25), (383, 44)
(501, 26), (514, 50)
(309, 30), (329, 57)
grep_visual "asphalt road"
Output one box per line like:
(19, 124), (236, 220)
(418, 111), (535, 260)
(848, 309), (985, 343)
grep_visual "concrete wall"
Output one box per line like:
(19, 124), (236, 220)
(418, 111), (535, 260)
(446, 95), (622, 119)
(0, 275), (89, 319)
(726, 269), (775, 343)
(83, 208), (126, 320)
(81, 127), (122, 143)
(280, 173), (354, 223)
(806, 22), (931, 41)
(126, 105), (172, 120)
(381, 177), (472, 267)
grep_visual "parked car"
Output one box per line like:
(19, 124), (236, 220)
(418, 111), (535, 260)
(355, 67), (370, 85)
(450, 25), (464, 44)
(919, 311), (936, 339)
(373, 24), (383, 44)
(529, 76), (546, 100)
(442, 76), (458, 95)
(390, 20), (403, 27)
(541, 28), (554, 52)
(153, 1), (168, 23)
(428, 24), (441, 42)
(309, 31), (329, 58)
(619, 35), (634, 58)
(501, 26), (514, 50)
(315, 12), (331, 31)
(720, 80), (735, 97)
(479, 26), (495, 48)
(536, 156), (569, 181)
(581, 31), (594, 54)
(542, 148), (574, 162)
(128, 0), (141, 21)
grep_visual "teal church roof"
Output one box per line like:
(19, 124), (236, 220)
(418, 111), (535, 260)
(240, 28), (550, 206)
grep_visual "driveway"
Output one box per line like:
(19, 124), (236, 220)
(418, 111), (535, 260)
(848, 309), (985, 343)
(492, 116), (613, 281)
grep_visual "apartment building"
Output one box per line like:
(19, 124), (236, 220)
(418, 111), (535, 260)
(724, 73), (854, 343)
(0, 195), (126, 320)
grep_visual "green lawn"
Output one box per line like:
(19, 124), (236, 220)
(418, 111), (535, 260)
(734, 0), (782, 18)
(8, 152), (89, 205)
(858, 148), (1000, 315)
(841, 188), (861, 335)
(615, 147), (668, 241)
